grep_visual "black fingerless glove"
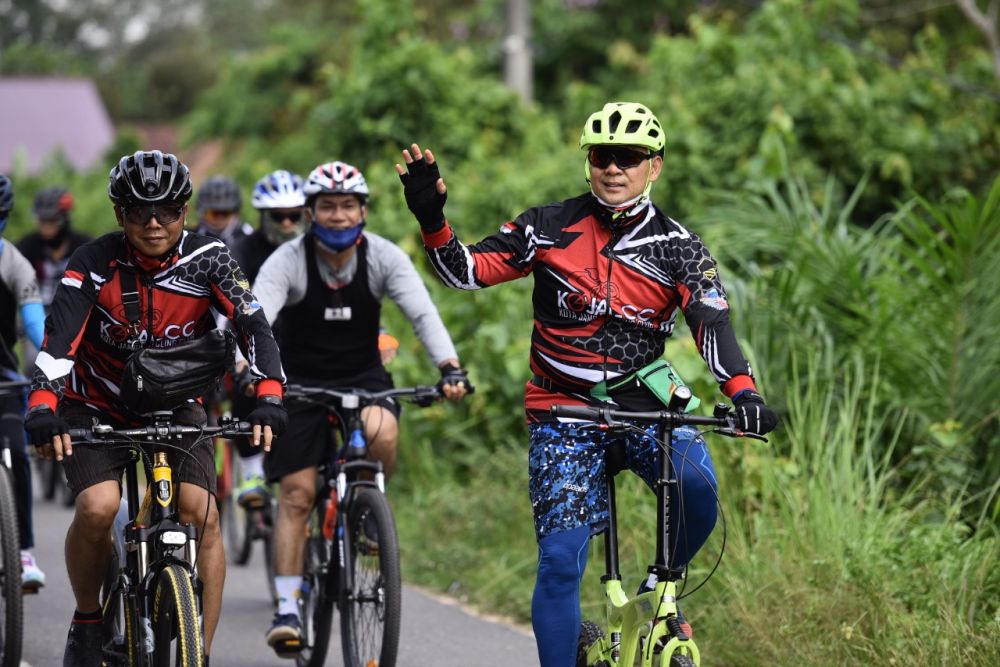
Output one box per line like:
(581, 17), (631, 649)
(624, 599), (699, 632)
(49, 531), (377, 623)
(398, 157), (447, 232)
(24, 405), (70, 446)
(733, 390), (778, 436)
(247, 395), (288, 436)
(436, 362), (470, 392)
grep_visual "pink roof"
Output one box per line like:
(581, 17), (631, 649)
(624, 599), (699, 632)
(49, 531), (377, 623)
(0, 77), (115, 175)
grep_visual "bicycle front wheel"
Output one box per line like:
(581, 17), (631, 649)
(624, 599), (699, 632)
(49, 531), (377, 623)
(339, 487), (400, 667)
(0, 466), (22, 667)
(151, 564), (203, 667)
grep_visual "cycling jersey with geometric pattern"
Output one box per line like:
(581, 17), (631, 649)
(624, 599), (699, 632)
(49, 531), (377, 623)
(420, 193), (758, 421)
(27, 230), (285, 422)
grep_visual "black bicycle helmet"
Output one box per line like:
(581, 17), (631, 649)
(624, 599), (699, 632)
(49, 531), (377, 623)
(108, 150), (193, 206)
(195, 175), (242, 212)
(32, 186), (74, 220)
(0, 174), (13, 213)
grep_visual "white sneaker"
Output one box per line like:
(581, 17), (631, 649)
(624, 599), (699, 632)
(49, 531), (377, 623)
(21, 550), (46, 592)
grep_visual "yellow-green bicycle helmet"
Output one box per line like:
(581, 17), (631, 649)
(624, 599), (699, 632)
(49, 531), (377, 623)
(579, 102), (665, 153)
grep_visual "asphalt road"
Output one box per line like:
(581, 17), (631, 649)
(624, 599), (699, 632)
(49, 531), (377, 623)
(18, 483), (538, 667)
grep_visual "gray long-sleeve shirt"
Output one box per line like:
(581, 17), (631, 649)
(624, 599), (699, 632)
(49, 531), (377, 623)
(252, 231), (458, 366)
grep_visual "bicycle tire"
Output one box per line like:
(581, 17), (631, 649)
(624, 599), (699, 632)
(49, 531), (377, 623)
(339, 487), (400, 667)
(221, 489), (251, 567)
(262, 512), (278, 607)
(295, 526), (335, 667)
(0, 467), (22, 667)
(669, 654), (696, 667)
(576, 620), (603, 667)
(151, 564), (203, 667)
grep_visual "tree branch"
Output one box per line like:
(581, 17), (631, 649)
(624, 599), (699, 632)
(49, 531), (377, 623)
(955, 0), (1000, 82)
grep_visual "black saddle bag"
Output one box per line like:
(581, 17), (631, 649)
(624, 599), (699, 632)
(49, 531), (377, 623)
(116, 267), (234, 415)
(119, 329), (234, 415)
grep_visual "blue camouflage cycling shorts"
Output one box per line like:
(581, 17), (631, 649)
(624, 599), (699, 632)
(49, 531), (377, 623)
(528, 421), (719, 565)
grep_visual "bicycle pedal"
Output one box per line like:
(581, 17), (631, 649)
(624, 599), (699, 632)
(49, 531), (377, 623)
(273, 638), (303, 658)
(21, 583), (42, 594)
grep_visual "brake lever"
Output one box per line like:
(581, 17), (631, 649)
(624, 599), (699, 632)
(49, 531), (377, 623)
(715, 427), (768, 442)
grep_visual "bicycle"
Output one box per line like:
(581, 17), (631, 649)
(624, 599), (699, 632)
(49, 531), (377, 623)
(551, 387), (767, 667)
(0, 379), (28, 667)
(67, 412), (251, 667)
(282, 382), (467, 667)
(216, 433), (278, 606)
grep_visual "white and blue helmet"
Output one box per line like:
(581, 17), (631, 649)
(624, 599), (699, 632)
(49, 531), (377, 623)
(251, 170), (306, 210)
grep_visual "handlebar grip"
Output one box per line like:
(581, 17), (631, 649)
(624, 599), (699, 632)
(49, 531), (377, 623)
(67, 427), (93, 439)
(550, 404), (599, 420)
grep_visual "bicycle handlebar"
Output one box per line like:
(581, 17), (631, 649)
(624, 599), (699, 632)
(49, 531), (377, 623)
(68, 419), (253, 442)
(550, 403), (767, 441)
(284, 382), (470, 407)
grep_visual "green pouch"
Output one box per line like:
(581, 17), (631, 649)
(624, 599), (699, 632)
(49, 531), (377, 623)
(591, 359), (701, 413)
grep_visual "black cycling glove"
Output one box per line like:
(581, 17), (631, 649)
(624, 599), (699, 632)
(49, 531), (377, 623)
(436, 362), (470, 393)
(24, 405), (70, 447)
(247, 395), (288, 435)
(733, 390), (778, 436)
(398, 157), (447, 232)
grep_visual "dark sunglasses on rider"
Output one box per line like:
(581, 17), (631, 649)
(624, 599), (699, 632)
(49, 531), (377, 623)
(587, 146), (657, 170)
(267, 210), (303, 224)
(121, 204), (185, 226)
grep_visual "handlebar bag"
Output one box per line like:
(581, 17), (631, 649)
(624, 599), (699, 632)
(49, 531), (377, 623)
(119, 329), (235, 415)
(590, 359), (701, 413)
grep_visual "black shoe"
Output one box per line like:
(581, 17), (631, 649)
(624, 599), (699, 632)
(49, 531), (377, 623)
(266, 613), (303, 658)
(63, 620), (103, 667)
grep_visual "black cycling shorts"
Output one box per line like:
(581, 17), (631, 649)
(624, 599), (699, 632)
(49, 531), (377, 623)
(264, 365), (400, 482)
(60, 400), (215, 496)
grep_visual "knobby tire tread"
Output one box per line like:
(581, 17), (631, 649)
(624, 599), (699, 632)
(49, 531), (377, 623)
(0, 468), (22, 667)
(152, 564), (203, 667)
(339, 487), (401, 667)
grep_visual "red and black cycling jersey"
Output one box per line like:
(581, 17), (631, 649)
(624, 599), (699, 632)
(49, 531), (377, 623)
(420, 193), (759, 421)
(27, 230), (285, 422)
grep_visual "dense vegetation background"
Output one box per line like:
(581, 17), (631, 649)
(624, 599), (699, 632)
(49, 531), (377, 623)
(3, 0), (999, 663)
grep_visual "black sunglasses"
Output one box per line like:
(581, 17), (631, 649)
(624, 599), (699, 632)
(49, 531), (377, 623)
(267, 210), (304, 223)
(121, 204), (184, 226)
(587, 146), (657, 170)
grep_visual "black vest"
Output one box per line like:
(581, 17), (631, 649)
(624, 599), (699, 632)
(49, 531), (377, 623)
(276, 235), (381, 379)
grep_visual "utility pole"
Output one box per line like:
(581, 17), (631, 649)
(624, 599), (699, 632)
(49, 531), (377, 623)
(503, 0), (533, 103)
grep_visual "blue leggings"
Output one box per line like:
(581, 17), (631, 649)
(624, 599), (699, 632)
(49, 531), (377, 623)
(529, 423), (718, 667)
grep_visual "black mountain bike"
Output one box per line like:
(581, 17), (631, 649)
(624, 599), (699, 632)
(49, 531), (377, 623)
(283, 382), (464, 667)
(68, 412), (251, 667)
(0, 379), (27, 667)
(552, 387), (766, 667)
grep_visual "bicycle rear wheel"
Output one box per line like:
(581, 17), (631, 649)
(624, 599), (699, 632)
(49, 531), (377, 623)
(339, 487), (400, 667)
(295, 507), (336, 667)
(151, 564), (203, 667)
(0, 466), (23, 667)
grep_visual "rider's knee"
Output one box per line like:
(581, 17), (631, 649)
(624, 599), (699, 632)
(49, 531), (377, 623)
(178, 489), (220, 535)
(74, 484), (121, 531)
(279, 482), (314, 516)
(536, 525), (590, 591)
